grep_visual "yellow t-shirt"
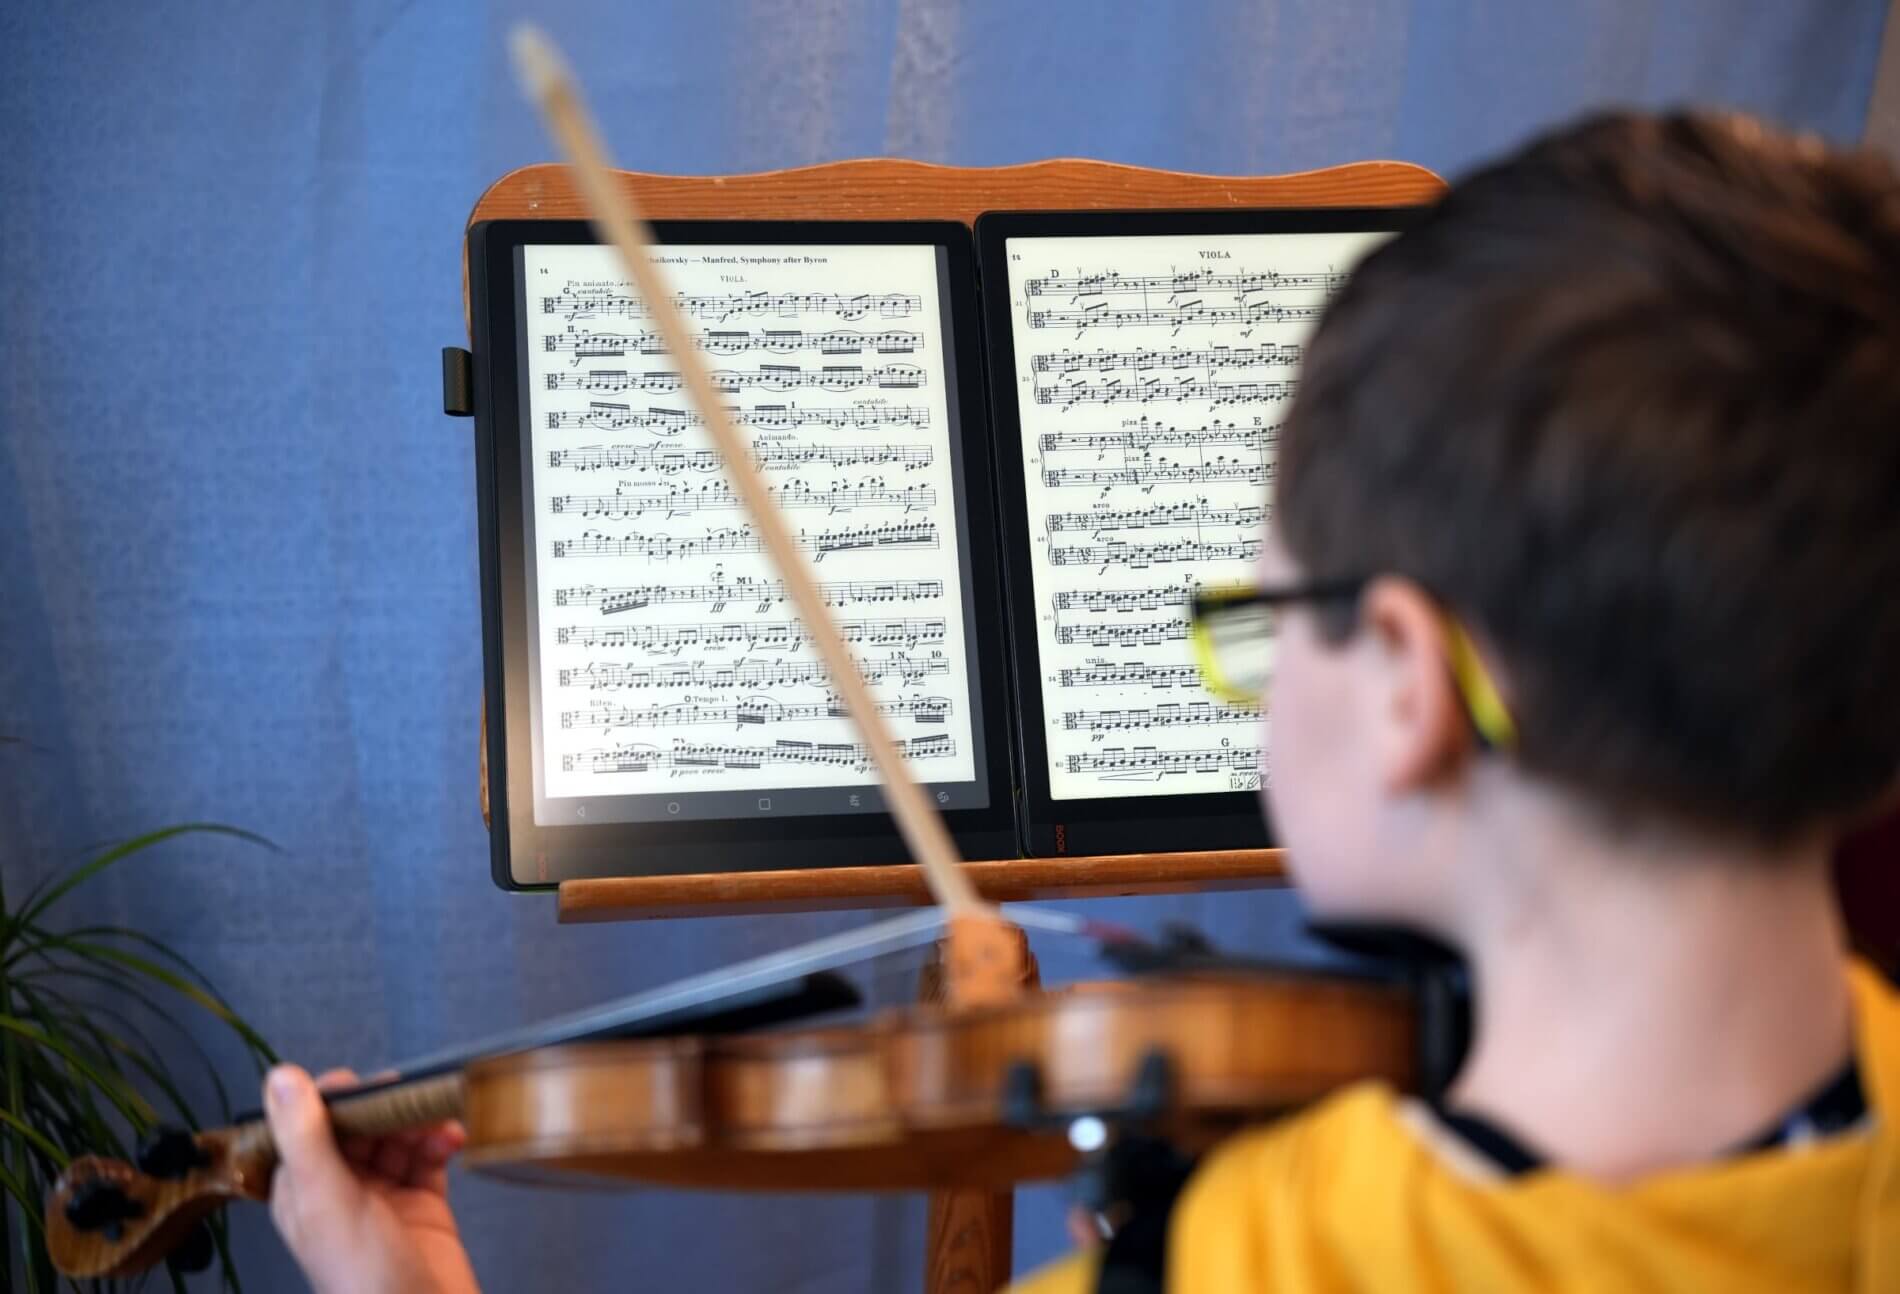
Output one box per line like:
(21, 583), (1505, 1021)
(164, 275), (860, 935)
(1012, 961), (1898, 1294)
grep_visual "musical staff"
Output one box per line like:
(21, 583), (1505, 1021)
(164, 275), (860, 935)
(550, 480), (937, 518)
(562, 732), (955, 777)
(1035, 376), (1297, 407)
(562, 694), (952, 731)
(553, 577), (944, 614)
(1031, 343), (1301, 374)
(1037, 420), (1276, 455)
(554, 617), (946, 653)
(542, 289), (922, 321)
(535, 327), (920, 356)
(541, 397), (929, 433)
(1042, 462), (1273, 490)
(551, 520), (937, 562)
(1062, 702), (1257, 732)
(547, 443), (934, 474)
(1049, 535), (1261, 569)
(1054, 618), (1187, 647)
(1029, 301), (1325, 333)
(559, 654), (949, 691)
(1063, 746), (1260, 777)
(1023, 269), (1348, 297)
(1052, 584), (1197, 613)
(541, 349), (927, 393)
(1045, 500), (1265, 533)
(1056, 661), (1204, 689)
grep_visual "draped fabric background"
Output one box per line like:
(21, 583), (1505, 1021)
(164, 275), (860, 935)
(0, 2), (1883, 1289)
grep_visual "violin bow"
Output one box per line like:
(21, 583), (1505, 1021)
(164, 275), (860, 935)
(509, 25), (1023, 1006)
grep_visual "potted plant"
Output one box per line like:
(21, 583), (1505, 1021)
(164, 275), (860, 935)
(2, 823), (277, 1290)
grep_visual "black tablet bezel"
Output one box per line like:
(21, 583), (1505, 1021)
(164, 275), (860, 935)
(974, 207), (1425, 858)
(471, 218), (1021, 889)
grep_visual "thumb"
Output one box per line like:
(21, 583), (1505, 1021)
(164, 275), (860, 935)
(264, 1065), (361, 1254)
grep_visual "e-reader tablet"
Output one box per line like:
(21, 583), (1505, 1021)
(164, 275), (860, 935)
(470, 220), (1018, 888)
(975, 208), (1422, 857)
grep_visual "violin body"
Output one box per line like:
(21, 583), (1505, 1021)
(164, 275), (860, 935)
(463, 972), (1416, 1192)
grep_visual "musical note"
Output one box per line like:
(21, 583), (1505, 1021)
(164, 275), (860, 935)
(547, 443), (933, 474)
(553, 617), (946, 653)
(562, 732), (955, 777)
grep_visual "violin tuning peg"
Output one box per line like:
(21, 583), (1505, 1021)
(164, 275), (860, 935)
(136, 1125), (211, 1179)
(166, 1221), (217, 1274)
(63, 1178), (145, 1237)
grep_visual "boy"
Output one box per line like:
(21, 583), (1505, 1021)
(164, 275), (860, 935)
(261, 110), (1900, 1292)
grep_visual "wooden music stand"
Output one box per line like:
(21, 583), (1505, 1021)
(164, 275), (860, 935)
(463, 156), (1443, 1291)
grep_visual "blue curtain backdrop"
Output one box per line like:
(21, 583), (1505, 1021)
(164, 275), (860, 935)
(0, 1), (1882, 1288)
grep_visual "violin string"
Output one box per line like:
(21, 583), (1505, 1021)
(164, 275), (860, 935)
(363, 903), (1140, 1085)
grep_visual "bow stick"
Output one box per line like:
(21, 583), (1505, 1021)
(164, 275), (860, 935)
(509, 25), (1023, 1005)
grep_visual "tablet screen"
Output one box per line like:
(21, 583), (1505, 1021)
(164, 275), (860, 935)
(978, 210), (1417, 855)
(513, 240), (993, 829)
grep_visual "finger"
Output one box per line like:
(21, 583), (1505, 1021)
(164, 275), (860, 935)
(372, 1134), (417, 1184)
(264, 1066), (362, 1253)
(339, 1134), (376, 1168)
(313, 1068), (361, 1092)
(417, 1123), (467, 1165)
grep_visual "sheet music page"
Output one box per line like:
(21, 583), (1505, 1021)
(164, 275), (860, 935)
(522, 243), (979, 818)
(1001, 230), (1389, 801)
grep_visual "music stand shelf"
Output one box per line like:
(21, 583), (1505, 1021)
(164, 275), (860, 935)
(556, 848), (1289, 922)
(465, 156), (1442, 922)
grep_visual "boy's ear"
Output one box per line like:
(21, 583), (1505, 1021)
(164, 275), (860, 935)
(1359, 576), (1470, 791)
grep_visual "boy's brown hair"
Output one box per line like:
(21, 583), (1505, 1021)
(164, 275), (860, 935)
(1279, 112), (1900, 842)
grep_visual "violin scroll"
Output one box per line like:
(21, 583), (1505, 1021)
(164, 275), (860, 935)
(46, 1126), (267, 1278)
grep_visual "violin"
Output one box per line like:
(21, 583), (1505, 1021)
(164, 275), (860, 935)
(48, 915), (1444, 1279)
(47, 30), (1451, 1280)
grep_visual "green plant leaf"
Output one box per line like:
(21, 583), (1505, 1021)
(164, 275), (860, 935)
(13, 961), (238, 1118)
(14, 925), (276, 1067)
(21, 936), (274, 1061)
(0, 1016), (155, 1127)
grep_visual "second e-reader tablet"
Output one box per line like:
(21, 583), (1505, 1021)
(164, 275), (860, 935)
(975, 207), (1423, 857)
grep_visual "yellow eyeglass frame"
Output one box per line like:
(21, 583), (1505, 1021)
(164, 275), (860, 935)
(1188, 582), (1519, 751)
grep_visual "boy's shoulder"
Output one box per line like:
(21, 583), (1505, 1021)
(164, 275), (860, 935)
(1010, 965), (1899, 1294)
(1169, 963), (1900, 1292)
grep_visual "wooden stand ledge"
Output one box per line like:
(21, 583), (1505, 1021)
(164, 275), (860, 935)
(558, 849), (1286, 922)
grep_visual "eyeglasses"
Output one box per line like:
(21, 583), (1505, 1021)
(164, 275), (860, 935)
(1188, 580), (1519, 750)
